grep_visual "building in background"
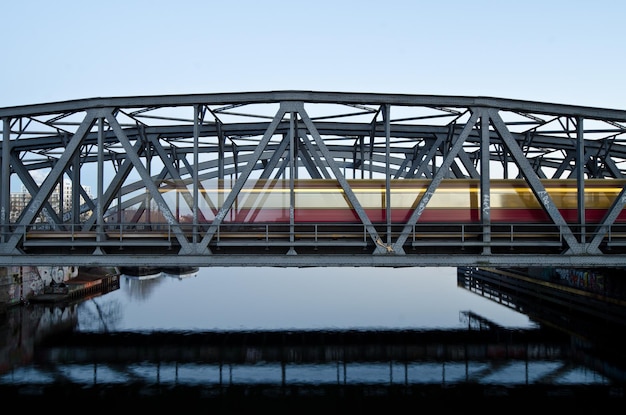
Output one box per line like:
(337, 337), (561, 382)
(10, 181), (93, 223)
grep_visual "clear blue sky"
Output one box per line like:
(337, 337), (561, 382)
(2, 0), (625, 110)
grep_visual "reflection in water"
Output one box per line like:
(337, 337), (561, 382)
(120, 272), (165, 300)
(76, 296), (124, 333)
(0, 267), (625, 411)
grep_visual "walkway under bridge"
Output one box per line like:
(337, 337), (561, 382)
(2, 91), (626, 268)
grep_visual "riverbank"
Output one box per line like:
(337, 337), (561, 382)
(27, 267), (120, 305)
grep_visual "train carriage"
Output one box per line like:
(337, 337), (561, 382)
(185, 178), (626, 225)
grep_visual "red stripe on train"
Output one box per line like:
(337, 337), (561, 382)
(216, 208), (626, 223)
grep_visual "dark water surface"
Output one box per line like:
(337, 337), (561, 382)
(82, 267), (536, 331)
(1, 266), (624, 413)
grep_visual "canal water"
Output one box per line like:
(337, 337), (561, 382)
(1, 266), (624, 412)
(81, 267), (535, 332)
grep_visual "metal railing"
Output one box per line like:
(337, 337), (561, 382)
(9, 221), (610, 251)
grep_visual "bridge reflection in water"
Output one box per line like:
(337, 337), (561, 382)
(1, 268), (625, 412)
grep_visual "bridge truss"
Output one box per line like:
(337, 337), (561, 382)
(2, 91), (626, 267)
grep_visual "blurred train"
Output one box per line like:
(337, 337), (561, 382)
(162, 178), (626, 224)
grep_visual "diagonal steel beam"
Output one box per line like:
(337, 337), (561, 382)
(392, 111), (481, 253)
(413, 136), (446, 178)
(488, 108), (583, 254)
(9, 154), (64, 228)
(298, 130), (331, 179)
(82, 139), (145, 230)
(105, 109), (195, 254)
(296, 102), (384, 253)
(587, 185), (626, 252)
(176, 153), (217, 215)
(1, 110), (97, 253)
(198, 104), (289, 253)
(147, 133), (202, 221)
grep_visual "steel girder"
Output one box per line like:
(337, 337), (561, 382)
(2, 91), (626, 267)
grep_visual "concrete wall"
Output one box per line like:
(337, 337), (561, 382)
(1, 266), (79, 308)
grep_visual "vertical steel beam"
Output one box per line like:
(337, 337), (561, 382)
(193, 105), (200, 245)
(576, 116), (586, 244)
(96, 117), (104, 245)
(368, 123), (375, 179)
(71, 141), (81, 225)
(480, 111), (491, 254)
(288, 112), (296, 254)
(217, 120), (225, 217)
(359, 136), (365, 179)
(1, 118), (10, 243)
(217, 119), (224, 180)
(383, 104), (391, 245)
(143, 130), (152, 224)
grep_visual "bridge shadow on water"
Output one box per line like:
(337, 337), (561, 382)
(1, 268), (625, 413)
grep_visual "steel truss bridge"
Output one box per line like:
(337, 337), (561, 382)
(3, 91), (626, 268)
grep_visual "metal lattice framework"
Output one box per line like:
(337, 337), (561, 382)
(2, 91), (626, 268)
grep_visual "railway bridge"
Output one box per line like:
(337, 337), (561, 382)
(2, 91), (626, 268)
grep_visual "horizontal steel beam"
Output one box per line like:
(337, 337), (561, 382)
(3, 91), (626, 121)
(1, 253), (626, 268)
